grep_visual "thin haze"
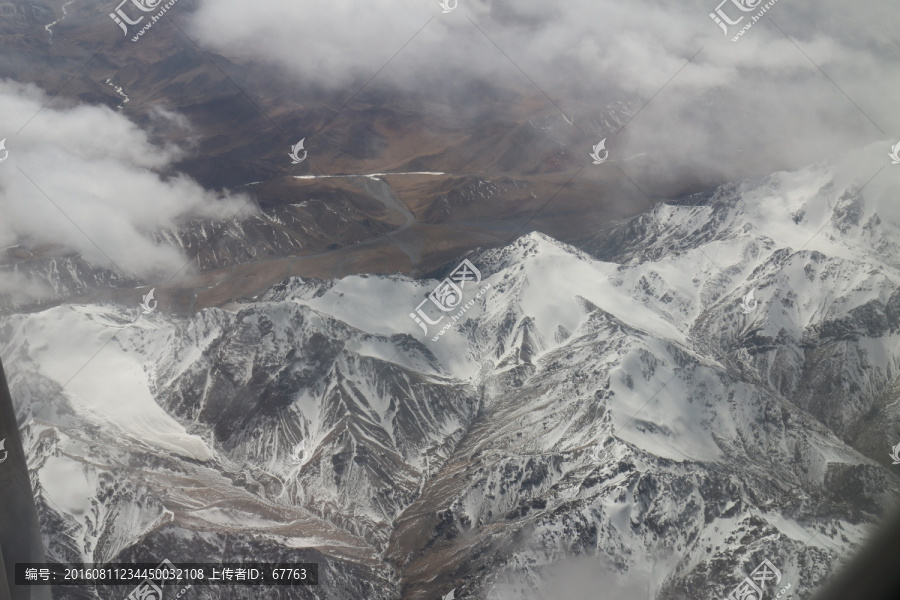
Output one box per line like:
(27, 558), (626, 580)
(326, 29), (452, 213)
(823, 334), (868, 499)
(187, 0), (900, 191)
(2, 0), (899, 290)
(0, 80), (250, 288)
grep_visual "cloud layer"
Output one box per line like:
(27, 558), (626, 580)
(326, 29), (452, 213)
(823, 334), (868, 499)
(4, 0), (899, 302)
(186, 0), (900, 190)
(0, 79), (251, 282)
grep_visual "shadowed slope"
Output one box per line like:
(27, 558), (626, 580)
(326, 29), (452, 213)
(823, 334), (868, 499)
(0, 358), (49, 600)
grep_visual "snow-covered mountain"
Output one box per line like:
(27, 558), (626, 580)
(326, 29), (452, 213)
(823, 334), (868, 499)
(2, 162), (899, 599)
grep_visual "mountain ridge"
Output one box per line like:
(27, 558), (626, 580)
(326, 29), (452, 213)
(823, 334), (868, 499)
(1, 161), (899, 598)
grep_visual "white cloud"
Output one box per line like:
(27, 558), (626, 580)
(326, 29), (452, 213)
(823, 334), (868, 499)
(4, 0), (897, 293)
(184, 0), (900, 190)
(0, 79), (252, 279)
